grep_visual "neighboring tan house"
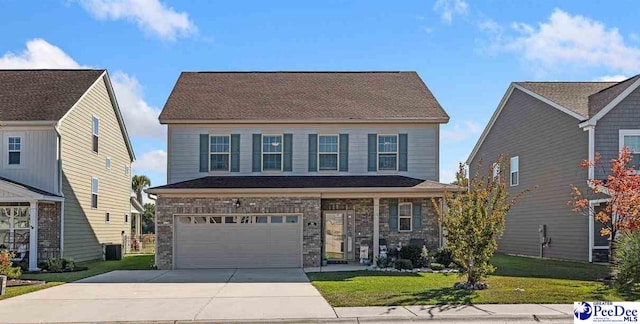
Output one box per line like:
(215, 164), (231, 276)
(147, 71), (458, 269)
(0, 69), (135, 270)
(467, 75), (640, 262)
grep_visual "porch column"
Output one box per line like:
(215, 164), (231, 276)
(373, 198), (380, 261)
(29, 201), (38, 271)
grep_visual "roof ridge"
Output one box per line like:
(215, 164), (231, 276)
(185, 71), (417, 74)
(516, 81), (618, 84)
(590, 74), (640, 96)
(0, 68), (105, 72)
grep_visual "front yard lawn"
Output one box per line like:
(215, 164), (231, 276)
(1, 254), (154, 301)
(308, 254), (633, 306)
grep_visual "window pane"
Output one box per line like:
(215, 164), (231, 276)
(378, 154), (397, 170)
(105, 212), (110, 222)
(378, 135), (397, 153)
(8, 152), (20, 165)
(92, 117), (99, 136)
(263, 154), (282, 170)
(8, 137), (20, 150)
(210, 154), (229, 171)
(631, 155), (640, 169)
(255, 216), (268, 223)
(319, 154), (338, 170)
(225, 216), (237, 224)
(239, 216), (252, 224)
(92, 194), (98, 208)
(286, 216), (298, 223)
(263, 136), (282, 153)
(93, 135), (99, 153)
(511, 172), (518, 185)
(91, 179), (99, 193)
(210, 216), (222, 224)
(271, 216), (283, 223)
(178, 217), (191, 224)
(399, 217), (411, 231)
(210, 136), (230, 153)
(193, 217), (207, 224)
(399, 204), (412, 217)
(510, 157), (519, 173)
(624, 135), (640, 152)
(319, 135), (338, 153)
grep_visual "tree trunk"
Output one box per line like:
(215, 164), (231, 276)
(136, 191), (143, 206)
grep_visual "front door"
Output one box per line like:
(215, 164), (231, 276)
(324, 211), (347, 260)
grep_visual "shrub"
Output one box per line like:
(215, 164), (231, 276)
(0, 250), (12, 275)
(62, 258), (75, 271)
(399, 245), (421, 268)
(376, 255), (389, 268)
(448, 262), (458, 269)
(614, 232), (640, 291)
(5, 266), (21, 279)
(434, 248), (454, 267)
(45, 257), (63, 272)
(430, 263), (445, 271)
(394, 259), (413, 270)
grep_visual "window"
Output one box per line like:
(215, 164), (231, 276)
(209, 135), (230, 171)
(124, 214), (128, 223)
(510, 156), (519, 186)
(271, 216), (283, 223)
(92, 116), (99, 153)
(399, 202), (412, 231)
(105, 212), (110, 223)
(7, 136), (21, 165)
(492, 163), (500, 180)
(105, 157), (111, 170)
(620, 130), (640, 171)
(91, 178), (99, 208)
(378, 135), (398, 170)
(255, 216), (268, 223)
(262, 135), (283, 171)
(125, 165), (130, 176)
(286, 216), (298, 223)
(318, 135), (339, 171)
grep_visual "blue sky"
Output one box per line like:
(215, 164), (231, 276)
(1, 0), (639, 188)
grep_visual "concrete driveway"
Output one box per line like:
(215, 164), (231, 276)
(0, 269), (336, 323)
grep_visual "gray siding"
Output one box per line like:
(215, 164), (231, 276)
(595, 86), (640, 179)
(469, 88), (590, 261)
(168, 123), (439, 183)
(0, 127), (58, 194)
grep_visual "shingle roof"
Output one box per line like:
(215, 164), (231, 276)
(516, 81), (617, 118)
(588, 75), (640, 117)
(0, 176), (61, 197)
(0, 69), (105, 121)
(149, 175), (429, 190)
(159, 71), (449, 122)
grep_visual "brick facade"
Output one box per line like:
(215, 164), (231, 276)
(379, 198), (441, 252)
(321, 199), (374, 261)
(37, 202), (61, 262)
(155, 196), (322, 269)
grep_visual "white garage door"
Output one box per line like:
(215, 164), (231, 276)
(174, 215), (302, 269)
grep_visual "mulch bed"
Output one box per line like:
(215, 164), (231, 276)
(7, 279), (45, 287)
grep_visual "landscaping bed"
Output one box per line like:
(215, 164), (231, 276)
(6, 279), (45, 287)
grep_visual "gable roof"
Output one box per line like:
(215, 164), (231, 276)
(515, 81), (616, 118)
(159, 71), (449, 123)
(588, 75), (640, 117)
(0, 176), (62, 198)
(0, 69), (106, 122)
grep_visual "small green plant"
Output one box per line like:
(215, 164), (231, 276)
(375, 255), (389, 268)
(430, 262), (445, 271)
(614, 232), (640, 292)
(0, 250), (22, 279)
(433, 248), (454, 266)
(399, 245), (422, 268)
(5, 265), (21, 279)
(419, 246), (430, 268)
(448, 262), (458, 269)
(45, 257), (64, 272)
(394, 258), (413, 270)
(62, 258), (76, 271)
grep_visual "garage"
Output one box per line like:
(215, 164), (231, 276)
(174, 214), (302, 269)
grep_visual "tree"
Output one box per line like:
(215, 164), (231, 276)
(141, 203), (155, 234)
(132, 175), (151, 205)
(451, 162), (469, 187)
(570, 147), (640, 263)
(435, 155), (532, 288)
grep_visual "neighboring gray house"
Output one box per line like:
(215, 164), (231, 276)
(467, 75), (640, 262)
(0, 69), (136, 269)
(147, 71), (458, 269)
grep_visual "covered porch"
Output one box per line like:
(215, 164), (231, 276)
(0, 177), (64, 270)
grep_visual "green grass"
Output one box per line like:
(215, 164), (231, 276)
(308, 254), (635, 306)
(1, 254), (154, 300)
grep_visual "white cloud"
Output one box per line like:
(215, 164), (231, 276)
(0, 39), (87, 69)
(440, 167), (456, 184)
(433, 0), (469, 24)
(441, 120), (482, 142)
(483, 9), (640, 74)
(132, 149), (167, 174)
(76, 0), (197, 40)
(0, 39), (164, 139)
(594, 74), (628, 82)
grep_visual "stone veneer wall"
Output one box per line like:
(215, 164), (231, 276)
(379, 198), (440, 252)
(321, 199), (373, 261)
(37, 202), (61, 262)
(155, 196), (322, 269)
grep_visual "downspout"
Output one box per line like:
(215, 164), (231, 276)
(586, 125), (595, 262)
(55, 123), (65, 257)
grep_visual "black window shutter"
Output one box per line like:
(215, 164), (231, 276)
(399, 133), (408, 171)
(230, 134), (240, 172)
(412, 202), (422, 231)
(389, 199), (399, 232)
(367, 134), (377, 171)
(308, 134), (317, 172)
(199, 134), (209, 172)
(339, 134), (349, 172)
(252, 134), (261, 172)
(283, 133), (293, 172)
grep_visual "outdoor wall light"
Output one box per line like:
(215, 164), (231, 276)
(233, 199), (241, 208)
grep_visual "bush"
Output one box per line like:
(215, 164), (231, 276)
(376, 255), (389, 268)
(45, 257), (63, 272)
(448, 262), (458, 269)
(399, 245), (422, 268)
(394, 259), (413, 270)
(430, 262), (445, 271)
(434, 248), (455, 266)
(0, 250), (22, 279)
(5, 266), (21, 279)
(614, 232), (640, 291)
(62, 258), (75, 271)
(419, 246), (430, 268)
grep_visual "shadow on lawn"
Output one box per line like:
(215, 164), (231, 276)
(395, 287), (475, 306)
(307, 270), (421, 281)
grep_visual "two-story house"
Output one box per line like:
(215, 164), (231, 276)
(147, 71), (457, 269)
(467, 75), (640, 263)
(0, 69), (135, 270)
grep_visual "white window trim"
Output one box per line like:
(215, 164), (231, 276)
(92, 115), (99, 154)
(318, 134), (339, 172)
(510, 156), (519, 187)
(125, 164), (130, 176)
(105, 156), (111, 170)
(398, 202), (413, 232)
(209, 134), (231, 172)
(6, 135), (23, 167)
(377, 134), (399, 171)
(619, 129), (640, 174)
(91, 177), (99, 209)
(261, 134), (283, 172)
